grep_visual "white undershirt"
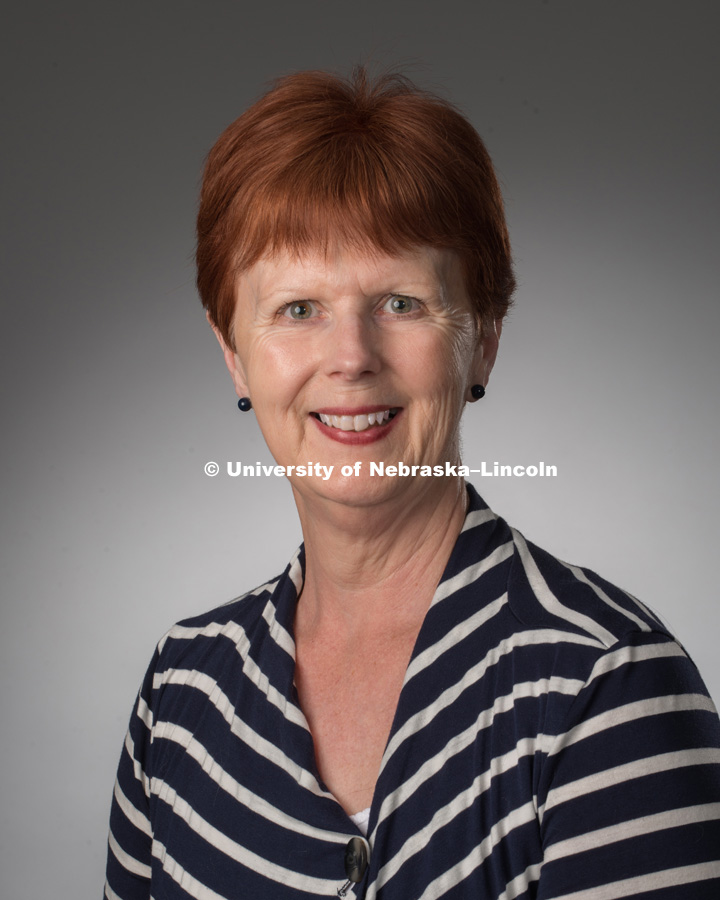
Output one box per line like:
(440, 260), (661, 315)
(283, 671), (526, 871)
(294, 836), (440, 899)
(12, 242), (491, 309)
(349, 807), (371, 836)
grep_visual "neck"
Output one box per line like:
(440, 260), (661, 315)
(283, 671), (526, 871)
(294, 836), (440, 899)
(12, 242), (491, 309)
(292, 477), (467, 639)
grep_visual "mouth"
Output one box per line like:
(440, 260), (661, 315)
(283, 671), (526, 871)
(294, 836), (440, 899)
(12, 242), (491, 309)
(311, 407), (401, 433)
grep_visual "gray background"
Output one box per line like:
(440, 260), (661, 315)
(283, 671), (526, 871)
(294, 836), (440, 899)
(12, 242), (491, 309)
(2, 1), (718, 897)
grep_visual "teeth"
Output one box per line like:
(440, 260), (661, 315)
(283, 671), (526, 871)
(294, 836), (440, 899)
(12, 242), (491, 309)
(316, 409), (397, 432)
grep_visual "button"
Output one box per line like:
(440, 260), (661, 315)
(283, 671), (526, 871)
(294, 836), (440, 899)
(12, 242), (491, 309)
(344, 836), (370, 882)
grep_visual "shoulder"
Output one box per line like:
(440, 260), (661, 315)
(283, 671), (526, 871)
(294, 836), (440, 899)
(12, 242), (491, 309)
(164, 574), (280, 641)
(458, 490), (670, 651)
(503, 524), (671, 650)
(497, 525), (719, 719)
(150, 559), (297, 679)
(457, 497), (697, 699)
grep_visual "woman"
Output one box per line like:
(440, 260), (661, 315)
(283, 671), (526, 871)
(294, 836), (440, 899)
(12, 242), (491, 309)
(105, 69), (720, 899)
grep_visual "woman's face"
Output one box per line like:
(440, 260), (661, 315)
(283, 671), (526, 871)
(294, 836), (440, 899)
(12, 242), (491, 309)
(217, 244), (499, 506)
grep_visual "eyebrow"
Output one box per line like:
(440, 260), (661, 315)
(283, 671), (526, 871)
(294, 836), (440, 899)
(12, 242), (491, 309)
(258, 279), (446, 300)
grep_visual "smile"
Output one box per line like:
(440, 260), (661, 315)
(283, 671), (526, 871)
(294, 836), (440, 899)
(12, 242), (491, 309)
(312, 408), (400, 432)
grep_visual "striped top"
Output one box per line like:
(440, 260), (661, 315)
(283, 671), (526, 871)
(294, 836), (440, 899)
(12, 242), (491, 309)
(104, 484), (720, 899)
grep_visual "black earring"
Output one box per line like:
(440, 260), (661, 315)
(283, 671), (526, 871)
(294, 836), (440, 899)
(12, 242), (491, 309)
(237, 397), (252, 412)
(470, 384), (486, 400)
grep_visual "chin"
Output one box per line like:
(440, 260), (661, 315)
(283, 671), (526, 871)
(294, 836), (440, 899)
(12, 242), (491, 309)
(291, 463), (450, 513)
(290, 472), (385, 508)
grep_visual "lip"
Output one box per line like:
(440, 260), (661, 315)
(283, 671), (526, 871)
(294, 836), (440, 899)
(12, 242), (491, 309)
(311, 408), (402, 445)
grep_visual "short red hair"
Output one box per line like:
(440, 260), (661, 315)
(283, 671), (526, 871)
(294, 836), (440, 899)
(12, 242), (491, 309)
(197, 67), (515, 346)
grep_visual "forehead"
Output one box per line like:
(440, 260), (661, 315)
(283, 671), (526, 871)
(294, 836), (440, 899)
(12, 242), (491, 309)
(237, 244), (464, 301)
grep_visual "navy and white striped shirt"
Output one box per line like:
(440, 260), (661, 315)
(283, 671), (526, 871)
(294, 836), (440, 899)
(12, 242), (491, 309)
(105, 485), (720, 898)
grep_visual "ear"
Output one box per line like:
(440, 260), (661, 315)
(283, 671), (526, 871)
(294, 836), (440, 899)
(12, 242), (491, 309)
(468, 318), (502, 399)
(206, 312), (249, 399)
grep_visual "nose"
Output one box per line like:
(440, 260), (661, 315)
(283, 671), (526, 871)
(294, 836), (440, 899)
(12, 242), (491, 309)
(323, 311), (382, 381)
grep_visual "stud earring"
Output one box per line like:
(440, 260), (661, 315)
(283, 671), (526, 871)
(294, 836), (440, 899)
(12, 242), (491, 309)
(470, 384), (486, 400)
(237, 397), (252, 412)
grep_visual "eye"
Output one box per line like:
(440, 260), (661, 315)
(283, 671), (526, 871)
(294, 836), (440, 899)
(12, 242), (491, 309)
(383, 294), (418, 315)
(283, 300), (317, 320)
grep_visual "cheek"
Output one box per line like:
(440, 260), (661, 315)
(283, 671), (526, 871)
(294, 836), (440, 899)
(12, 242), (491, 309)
(399, 328), (474, 396)
(244, 336), (314, 404)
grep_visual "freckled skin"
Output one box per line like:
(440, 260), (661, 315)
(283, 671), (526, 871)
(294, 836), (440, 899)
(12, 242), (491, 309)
(215, 244), (498, 511)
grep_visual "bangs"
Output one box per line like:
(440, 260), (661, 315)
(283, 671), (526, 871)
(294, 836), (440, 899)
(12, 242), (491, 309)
(232, 136), (466, 270)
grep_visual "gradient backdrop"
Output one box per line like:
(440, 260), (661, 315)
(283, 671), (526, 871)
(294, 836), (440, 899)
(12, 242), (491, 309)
(2, 2), (719, 897)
